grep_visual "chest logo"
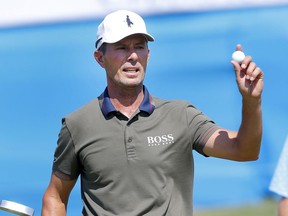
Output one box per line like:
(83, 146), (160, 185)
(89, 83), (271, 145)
(147, 134), (174, 147)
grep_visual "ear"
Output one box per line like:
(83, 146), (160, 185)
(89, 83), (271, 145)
(94, 51), (105, 68)
(147, 48), (150, 61)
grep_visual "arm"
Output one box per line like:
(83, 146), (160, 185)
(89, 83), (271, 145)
(203, 44), (264, 161)
(279, 197), (288, 216)
(42, 173), (77, 216)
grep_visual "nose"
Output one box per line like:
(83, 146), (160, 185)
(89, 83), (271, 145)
(127, 49), (138, 62)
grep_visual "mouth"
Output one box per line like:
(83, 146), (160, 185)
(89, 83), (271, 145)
(123, 67), (139, 73)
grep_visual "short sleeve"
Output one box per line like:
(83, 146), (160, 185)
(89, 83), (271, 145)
(52, 119), (81, 180)
(186, 104), (219, 156)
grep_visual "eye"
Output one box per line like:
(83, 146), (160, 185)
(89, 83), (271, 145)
(135, 45), (145, 50)
(116, 46), (126, 50)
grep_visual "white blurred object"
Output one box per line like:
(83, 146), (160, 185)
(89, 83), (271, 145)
(0, 200), (34, 216)
(269, 136), (288, 197)
(0, 0), (288, 28)
(232, 50), (245, 63)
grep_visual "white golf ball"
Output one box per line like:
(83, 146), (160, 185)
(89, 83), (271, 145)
(232, 50), (245, 63)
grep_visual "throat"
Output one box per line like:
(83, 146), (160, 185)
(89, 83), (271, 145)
(118, 108), (138, 119)
(108, 86), (144, 119)
(110, 96), (143, 119)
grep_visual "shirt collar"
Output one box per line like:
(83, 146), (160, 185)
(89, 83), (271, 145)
(98, 86), (155, 117)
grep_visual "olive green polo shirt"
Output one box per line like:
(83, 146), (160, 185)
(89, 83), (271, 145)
(53, 86), (219, 216)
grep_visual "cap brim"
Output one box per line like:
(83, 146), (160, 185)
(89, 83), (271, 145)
(109, 32), (154, 43)
(143, 33), (154, 42)
(96, 33), (154, 50)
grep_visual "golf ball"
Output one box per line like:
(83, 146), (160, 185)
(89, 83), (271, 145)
(232, 51), (245, 63)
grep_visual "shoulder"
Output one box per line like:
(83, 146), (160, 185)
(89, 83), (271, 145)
(152, 96), (201, 117)
(63, 98), (101, 129)
(67, 99), (99, 118)
(153, 96), (194, 110)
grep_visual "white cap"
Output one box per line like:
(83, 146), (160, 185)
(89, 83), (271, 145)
(95, 10), (154, 50)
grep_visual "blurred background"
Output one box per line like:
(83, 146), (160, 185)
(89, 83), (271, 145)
(1, 0), (288, 215)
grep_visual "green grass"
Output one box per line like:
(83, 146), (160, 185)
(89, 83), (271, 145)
(194, 199), (277, 216)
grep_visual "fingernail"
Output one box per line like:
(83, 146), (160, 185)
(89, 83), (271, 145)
(246, 75), (250, 80)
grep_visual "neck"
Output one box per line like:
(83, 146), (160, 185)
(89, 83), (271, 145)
(108, 85), (144, 118)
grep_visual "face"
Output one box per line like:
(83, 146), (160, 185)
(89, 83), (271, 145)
(94, 35), (150, 91)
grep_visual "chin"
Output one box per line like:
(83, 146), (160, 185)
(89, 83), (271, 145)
(120, 81), (143, 89)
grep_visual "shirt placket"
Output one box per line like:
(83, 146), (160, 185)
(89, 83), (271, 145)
(124, 119), (137, 160)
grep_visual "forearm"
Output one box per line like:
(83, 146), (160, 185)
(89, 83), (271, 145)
(237, 97), (262, 160)
(42, 190), (67, 216)
(42, 199), (67, 216)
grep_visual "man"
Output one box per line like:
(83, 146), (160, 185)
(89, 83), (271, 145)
(42, 10), (264, 215)
(269, 136), (288, 216)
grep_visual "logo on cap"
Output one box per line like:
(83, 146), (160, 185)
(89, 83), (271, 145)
(125, 15), (133, 27)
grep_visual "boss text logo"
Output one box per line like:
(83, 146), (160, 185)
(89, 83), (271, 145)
(147, 134), (174, 147)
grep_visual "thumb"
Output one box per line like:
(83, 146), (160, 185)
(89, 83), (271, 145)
(231, 60), (242, 79)
(236, 44), (243, 52)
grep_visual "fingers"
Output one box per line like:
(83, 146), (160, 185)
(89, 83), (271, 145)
(240, 55), (253, 80)
(231, 60), (242, 79)
(240, 56), (263, 82)
(236, 44), (243, 52)
(232, 44), (263, 82)
(240, 55), (251, 69)
(231, 44), (264, 98)
(245, 63), (262, 81)
(244, 61), (256, 81)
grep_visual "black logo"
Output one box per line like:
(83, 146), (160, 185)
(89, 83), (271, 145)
(126, 15), (133, 27)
